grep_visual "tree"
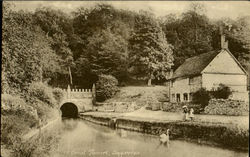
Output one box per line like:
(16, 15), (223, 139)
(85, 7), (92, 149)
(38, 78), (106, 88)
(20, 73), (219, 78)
(212, 17), (250, 73)
(34, 7), (75, 87)
(75, 29), (128, 83)
(161, 3), (213, 69)
(2, 5), (59, 94)
(129, 11), (174, 85)
(72, 4), (135, 86)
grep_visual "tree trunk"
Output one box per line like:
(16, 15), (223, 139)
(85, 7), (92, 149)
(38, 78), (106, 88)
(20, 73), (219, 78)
(147, 73), (152, 86)
(68, 66), (73, 85)
(147, 78), (152, 86)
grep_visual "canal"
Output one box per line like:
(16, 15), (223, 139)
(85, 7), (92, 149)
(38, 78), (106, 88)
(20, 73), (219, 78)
(49, 119), (247, 157)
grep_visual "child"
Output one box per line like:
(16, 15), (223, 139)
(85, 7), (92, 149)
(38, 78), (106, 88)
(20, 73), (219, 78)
(182, 106), (188, 121)
(189, 108), (194, 121)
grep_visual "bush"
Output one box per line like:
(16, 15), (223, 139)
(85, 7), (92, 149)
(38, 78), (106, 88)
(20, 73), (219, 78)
(96, 74), (119, 102)
(27, 82), (56, 107)
(27, 99), (54, 123)
(12, 125), (61, 157)
(1, 94), (39, 146)
(192, 88), (210, 109)
(1, 94), (38, 120)
(52, 88), (65, 104)
(211, 84), (232, 99)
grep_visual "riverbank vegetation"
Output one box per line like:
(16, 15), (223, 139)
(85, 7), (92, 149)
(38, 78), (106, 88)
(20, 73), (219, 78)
(1, 82), (64, 156)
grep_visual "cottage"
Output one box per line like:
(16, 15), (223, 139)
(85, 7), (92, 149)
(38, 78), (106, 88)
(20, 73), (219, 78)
(168, 35), (248, 102)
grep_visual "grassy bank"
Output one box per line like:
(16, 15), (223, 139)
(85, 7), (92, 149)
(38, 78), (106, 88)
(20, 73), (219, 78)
(96, 86), (169, 112)
(1, 82), (65, 156)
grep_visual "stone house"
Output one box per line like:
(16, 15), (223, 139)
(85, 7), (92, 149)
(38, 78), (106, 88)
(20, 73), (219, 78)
(168, 36), (248, 102)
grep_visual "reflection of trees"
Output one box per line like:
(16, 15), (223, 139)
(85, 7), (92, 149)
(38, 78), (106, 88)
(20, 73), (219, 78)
(61, 118), (78, 131)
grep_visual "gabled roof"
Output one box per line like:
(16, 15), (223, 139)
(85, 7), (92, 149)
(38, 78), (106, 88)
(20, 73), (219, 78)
(223, 49), (248, 75)
(171, 49), (248, 80)
(171, 50), (220, 79)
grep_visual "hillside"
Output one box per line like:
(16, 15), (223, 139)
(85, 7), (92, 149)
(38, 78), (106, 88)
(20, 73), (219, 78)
(105, 86), (169, 103)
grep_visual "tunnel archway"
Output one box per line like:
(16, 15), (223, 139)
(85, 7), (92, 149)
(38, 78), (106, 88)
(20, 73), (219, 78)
(60, 103), (78, 118)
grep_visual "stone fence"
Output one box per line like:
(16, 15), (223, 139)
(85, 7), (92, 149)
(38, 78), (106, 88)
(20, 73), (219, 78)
(95, 102), (142, 113)
(204, 99), (249, 116)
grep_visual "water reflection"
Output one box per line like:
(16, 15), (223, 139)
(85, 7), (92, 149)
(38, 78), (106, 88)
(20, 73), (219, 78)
(61, 118), (78, 131)
(50, 119), (248, 157)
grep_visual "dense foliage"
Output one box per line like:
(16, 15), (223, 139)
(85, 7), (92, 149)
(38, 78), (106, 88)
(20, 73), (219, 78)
(96, 74), (119, 102)
(129, 11), (174, 85)
(192, 84), (232, 110)
(1, 83), (62, 151)
(192, 88), (211, 108)
(160, 3), (250, 71)
(211, 84), (232, 99)
(2, 2), (250, 91)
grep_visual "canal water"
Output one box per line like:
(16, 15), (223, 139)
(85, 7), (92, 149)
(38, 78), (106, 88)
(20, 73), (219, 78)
(49, 119), (247, 157)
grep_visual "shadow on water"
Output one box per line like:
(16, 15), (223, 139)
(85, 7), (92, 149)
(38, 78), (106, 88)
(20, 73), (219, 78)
(61, 118), (79, 131)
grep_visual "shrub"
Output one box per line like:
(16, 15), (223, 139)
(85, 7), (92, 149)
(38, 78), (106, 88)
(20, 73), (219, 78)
(192, 88), (210, 109)
(52, 88), (65, 104)
(96, 74), (119, 102)
(1, 94), (39, 146)
(211, 84), (232, 99)
(27, 99), (54, 123)
(27, 82), (56, 107)
(1, 94), (38, 120)
(12, 126), (61, 157)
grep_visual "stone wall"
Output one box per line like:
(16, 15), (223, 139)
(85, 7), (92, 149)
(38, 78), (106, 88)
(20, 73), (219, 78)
(96, 102), (141, 113)
(204, 99), (249, 116)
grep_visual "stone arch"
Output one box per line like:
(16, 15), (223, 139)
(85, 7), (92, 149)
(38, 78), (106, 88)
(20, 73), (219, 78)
(60, 102), (78, 118)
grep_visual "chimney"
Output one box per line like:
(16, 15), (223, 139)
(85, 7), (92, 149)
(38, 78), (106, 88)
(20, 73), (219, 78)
(221, 34), (228, 49)
(170, 69), (173, 78)
(166, 69), (173, 79)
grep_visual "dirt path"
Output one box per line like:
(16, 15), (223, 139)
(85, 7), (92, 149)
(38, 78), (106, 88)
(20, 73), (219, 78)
(83, 107), (249, 128)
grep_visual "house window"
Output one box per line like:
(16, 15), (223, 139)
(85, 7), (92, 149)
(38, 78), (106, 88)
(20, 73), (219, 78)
(172, 94), (175, 101)
(183, 93), (188, 101)
(176, 93), (180, 102)
(189, 93), (193, 101)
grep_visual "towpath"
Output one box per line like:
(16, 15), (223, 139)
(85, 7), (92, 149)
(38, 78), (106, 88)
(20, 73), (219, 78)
(82, 107), (249, 128)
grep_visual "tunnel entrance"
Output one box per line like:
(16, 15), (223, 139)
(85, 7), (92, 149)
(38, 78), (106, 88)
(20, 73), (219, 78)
(60, 103), (78, 118)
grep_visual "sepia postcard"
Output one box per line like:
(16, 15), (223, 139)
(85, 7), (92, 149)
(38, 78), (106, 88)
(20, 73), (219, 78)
(1, 1), (249, 157)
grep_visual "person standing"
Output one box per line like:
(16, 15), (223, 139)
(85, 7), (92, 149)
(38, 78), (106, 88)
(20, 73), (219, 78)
(182, 106), (188, 121)
(189, 108), (195, 121)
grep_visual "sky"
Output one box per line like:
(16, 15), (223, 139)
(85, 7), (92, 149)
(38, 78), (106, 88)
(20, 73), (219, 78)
(9, 1), (250, 20)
